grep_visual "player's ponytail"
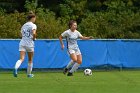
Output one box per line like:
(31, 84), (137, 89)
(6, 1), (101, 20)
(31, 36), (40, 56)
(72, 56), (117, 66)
(27, 11), (36, 21)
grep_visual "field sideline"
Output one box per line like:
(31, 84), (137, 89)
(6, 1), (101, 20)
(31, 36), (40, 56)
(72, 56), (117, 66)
(0, 71), (140, 93)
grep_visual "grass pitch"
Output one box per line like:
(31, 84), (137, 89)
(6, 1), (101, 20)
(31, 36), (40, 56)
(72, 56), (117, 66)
(0, 71), (140, 93)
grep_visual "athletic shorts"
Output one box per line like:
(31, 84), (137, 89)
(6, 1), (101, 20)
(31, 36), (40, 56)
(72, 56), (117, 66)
(19, 45), (34, 52)
(68, 48), (81, 55)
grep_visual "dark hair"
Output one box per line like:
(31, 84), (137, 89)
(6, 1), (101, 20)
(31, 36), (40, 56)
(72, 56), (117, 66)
(27, 11), (36, 20)
(68, 20), (77, 28)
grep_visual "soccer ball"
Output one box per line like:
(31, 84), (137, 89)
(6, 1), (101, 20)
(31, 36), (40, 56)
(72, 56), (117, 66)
(84, 69), (92, 76)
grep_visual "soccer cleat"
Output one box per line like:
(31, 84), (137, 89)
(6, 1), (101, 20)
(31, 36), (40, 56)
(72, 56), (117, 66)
(63, 68), (69, 74)
(67, 72), (73, 76)
(27, 74), (34, 78)
(13, 69), (18, 77)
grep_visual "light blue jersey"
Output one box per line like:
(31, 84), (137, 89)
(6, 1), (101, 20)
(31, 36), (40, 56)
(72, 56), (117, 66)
(20, 22), (37, 47)
(61, 29), (83, 49)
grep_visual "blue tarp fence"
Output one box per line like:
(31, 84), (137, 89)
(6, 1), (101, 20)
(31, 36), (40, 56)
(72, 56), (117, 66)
(0, 39), (140, 69)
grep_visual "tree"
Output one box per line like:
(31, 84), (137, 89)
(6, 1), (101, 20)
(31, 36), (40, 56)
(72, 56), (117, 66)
(79, 0), (140, 38)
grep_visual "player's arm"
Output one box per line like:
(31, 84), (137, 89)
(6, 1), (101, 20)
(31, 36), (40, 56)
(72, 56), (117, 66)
(32, 29), (37, 41)
(59, 35), (65, 50)
(78, 31), (93, 40)
(32, 24), (37, 41)
(80, 36), (93, 40)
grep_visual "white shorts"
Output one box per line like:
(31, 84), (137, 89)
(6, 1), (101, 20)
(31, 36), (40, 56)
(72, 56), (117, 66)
(68, 48), (81, 55)
(19, 45), (34, 52)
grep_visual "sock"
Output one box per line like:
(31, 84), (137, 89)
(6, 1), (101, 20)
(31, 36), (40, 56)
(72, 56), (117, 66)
(69, 63), (80, 73)
(66, 60), (75, 69)
(27, 63), (33, 75)
(15, 60), (22, 70)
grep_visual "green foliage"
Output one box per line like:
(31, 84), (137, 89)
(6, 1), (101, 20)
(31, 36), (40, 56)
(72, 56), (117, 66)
(35, 7), (67, 39)
(0, 11), (24, 38)
(0, 0), (67, 39)
(79, 0), (140, 38)
(0, 0), (140, 39)
(0, 8), (5, 16)
(24, 0), (38, 12)
(59, 0), (88, 21)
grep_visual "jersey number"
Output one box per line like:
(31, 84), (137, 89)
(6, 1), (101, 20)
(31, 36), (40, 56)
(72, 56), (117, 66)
(22, 29), (31, 37)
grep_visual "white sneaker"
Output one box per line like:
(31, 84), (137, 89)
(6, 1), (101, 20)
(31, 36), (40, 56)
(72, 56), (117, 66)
(27, 74), (34, 78)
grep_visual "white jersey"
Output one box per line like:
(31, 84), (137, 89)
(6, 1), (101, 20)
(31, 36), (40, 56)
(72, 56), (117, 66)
(61, 29), (83, 49)
(19, 22), (37, 47)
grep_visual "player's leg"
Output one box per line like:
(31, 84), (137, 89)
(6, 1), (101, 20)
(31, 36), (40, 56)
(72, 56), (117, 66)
(68, 55), (82, 74)
(63, 49), (76, 74)
(66, 50), (76, 69)
(14, 51), (25, 77)
(67, 53), (78, 76)
(66, 60), (75, 69)
(68, 49), (82, 76)
(63, 60), (75, 74)
(27, 51), (34, 77)
(74, 54), (82, 71)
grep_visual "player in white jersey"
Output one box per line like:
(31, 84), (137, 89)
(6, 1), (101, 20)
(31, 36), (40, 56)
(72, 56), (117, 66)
(59, 20), (93, 76)
(13, 12), (37, 78)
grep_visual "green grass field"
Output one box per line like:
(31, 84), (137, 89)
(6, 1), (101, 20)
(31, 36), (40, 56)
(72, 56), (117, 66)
(0, 71), (140, 93)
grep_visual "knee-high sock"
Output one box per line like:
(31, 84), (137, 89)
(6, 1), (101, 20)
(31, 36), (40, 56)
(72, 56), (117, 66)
(66, 60), (75, 69)
(69, 63), (80, 73)
(15, 60), (22, 70)
(27, 63), (33, 75)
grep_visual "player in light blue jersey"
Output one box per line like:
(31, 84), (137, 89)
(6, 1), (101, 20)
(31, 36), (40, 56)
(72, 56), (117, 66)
(13, 12), (37, 78)
(59, 20), (93, 76)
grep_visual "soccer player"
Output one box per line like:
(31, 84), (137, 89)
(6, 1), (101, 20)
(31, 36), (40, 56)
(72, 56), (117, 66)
(59, 20), (93, 76)
(13, 11), (37, 78)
